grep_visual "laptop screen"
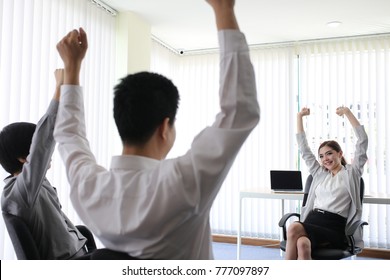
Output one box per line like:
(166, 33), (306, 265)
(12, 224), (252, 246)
(270, 170), (303, 192)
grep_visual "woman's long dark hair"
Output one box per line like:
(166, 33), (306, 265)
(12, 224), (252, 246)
(318, 140), (347, 166)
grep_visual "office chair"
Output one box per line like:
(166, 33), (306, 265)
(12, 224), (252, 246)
(2, 212), (97, 259)
(278, 175), (368, 260)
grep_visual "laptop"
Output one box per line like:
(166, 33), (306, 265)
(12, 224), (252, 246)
(270, 170), (303, 193)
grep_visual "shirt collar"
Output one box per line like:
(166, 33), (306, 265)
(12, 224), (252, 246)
(110, 155), (160, 171)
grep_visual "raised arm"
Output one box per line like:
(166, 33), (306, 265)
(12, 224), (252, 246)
(336, 106), (360, 128)
(56, 28), (88, 85)
(184, 0), (259, 203)
(206, 0), (239, 30)
(297, 107), (310, 133)
(14, 70), (62, 206)
(296, 107), (322, 175)
(336, 106), (368, 173)
(53, 69), (64, 101)
(55, 28), (108, 205)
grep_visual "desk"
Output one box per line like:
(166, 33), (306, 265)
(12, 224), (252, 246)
(363, 193), (390, 205)
(236, 189), (390, 259)
(237, 190), (304, 259)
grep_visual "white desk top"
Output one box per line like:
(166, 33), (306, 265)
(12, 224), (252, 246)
(363, 193), (390, 204)
(240, 189), (304, 200)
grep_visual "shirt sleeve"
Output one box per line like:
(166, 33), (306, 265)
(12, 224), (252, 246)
(172, 30), (260, 206)
(15, 99), (59, 207)
(54, 86), (107, 192)
(351, 125), (368, 176)
(214, 30), (260, 129)
(296, 131), (322, 176)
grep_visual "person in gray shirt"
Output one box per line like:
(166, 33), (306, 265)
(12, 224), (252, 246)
(0, 69), (88, 259)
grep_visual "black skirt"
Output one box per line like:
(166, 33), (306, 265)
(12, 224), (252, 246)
(299, 209), (348, 250)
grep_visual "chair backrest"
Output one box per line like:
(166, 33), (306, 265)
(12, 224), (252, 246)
(2, 212), (40, 259)
(359, 177), (364, 203)
(75, 225), (97, 253)
(2, 212), (97, 259)
(302, 174), (313, 206)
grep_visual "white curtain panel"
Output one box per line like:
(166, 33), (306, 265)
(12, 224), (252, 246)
(151, 35), (390, 249)
(0, 0), (116, 259)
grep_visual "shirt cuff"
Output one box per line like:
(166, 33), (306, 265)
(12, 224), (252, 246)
(60, 85), (83, 103)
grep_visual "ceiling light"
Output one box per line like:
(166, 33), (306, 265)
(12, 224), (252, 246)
(327, 21), (342, 28)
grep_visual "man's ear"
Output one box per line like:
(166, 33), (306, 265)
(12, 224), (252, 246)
(17, 158), (27, 164)
(159, 118), (171, 140)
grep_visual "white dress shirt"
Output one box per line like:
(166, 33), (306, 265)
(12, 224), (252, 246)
(54, 30), (260, 259)
(313, 169), (351, 218)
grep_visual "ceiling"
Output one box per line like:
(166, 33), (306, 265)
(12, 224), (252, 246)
(103, 0), (390, 52)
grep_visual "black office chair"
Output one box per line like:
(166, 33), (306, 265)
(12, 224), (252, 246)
(76, 224), (97, 253)
(2, 212), (97, 259)
(278, 175), (368, 260)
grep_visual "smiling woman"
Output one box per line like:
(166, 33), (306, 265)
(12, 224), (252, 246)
(283, 106), (368, 260)
(318, 141), (346, 173)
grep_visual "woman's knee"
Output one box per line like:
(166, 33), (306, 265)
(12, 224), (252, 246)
(297, 236), (311, 251)
(296, 237), (312, 260)
(287, 223), (306, 239)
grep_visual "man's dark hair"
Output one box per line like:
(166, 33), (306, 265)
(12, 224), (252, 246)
(0, 122), (36, 175)
(113, 72), (180, 145)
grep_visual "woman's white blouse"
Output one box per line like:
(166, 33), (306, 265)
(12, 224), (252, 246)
(313, 169), (351, 218)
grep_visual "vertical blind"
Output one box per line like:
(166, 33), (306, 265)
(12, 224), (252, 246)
(151, 35), (390, 249)
(0, 0), (116, 259)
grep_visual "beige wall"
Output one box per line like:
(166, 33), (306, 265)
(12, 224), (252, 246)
(111, 12), (152, 155)
(116, 11), (151, 79)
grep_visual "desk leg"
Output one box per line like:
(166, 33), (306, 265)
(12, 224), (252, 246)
(237, 196), (242, 260)
(280, 198), (285, 258)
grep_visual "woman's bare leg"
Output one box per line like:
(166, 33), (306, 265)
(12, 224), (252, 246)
(285, 222), (309, 260)
(296, 236), (312, 260)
